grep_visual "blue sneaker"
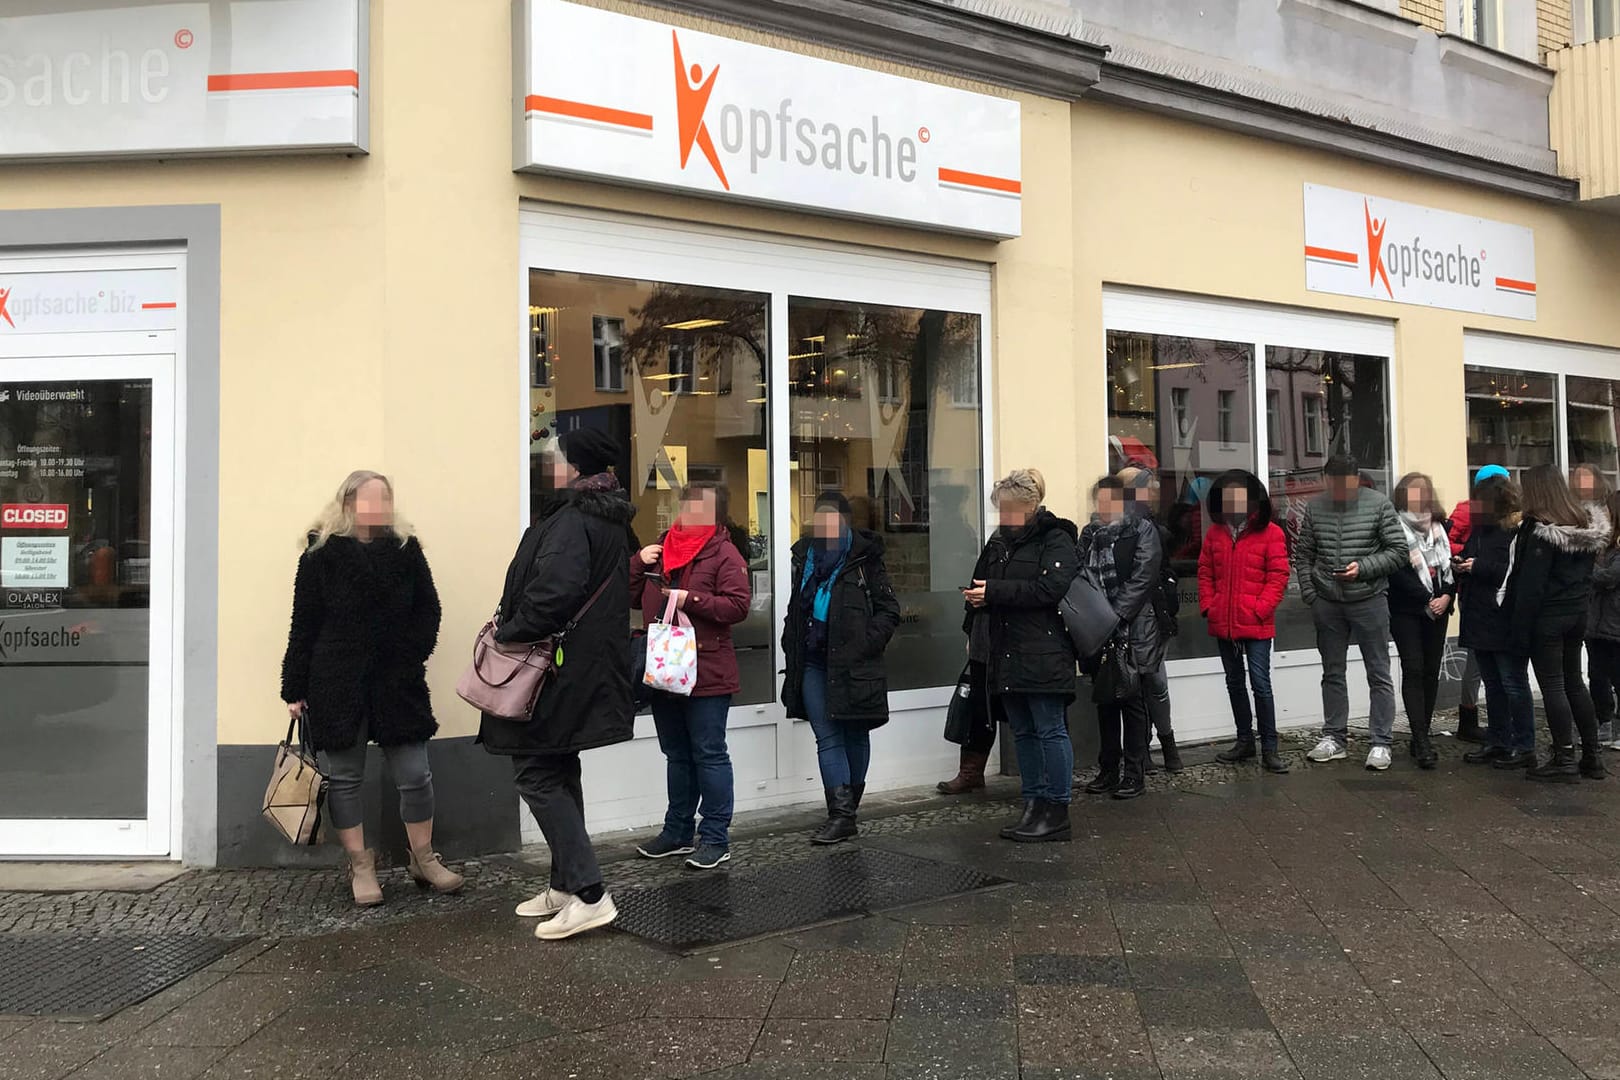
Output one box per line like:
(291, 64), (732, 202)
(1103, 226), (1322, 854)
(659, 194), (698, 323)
(636, 834), (694, 859)
(685, 844), (731, 870)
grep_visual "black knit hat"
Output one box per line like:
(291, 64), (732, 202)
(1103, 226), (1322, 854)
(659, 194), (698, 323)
(558, 428), (619, 478)
(813, 490), (853, 518)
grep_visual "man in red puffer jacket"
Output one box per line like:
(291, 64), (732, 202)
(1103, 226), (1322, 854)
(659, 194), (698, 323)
(1198, 470), (1292, 773)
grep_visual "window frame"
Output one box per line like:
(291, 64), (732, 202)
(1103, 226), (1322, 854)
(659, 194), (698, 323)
(1266, 389), (1283, 453)
(591, 314), (626, 393)
(1170, 386), (1193, 448)
(1216, 388), (1236, 445)
(1576, 0), (1620, 41)
(1302, 394), (1325, 456)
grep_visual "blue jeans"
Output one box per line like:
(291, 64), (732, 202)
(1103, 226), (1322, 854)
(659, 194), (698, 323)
(1217, 638), (1277, 751)
(803, 665), (871, 789)
(1475, 649), (1535, 753)
(651, 692), (735, 848)
(1001, 693), (1073, 805)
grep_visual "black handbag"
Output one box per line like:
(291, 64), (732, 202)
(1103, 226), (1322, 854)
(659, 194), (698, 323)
(1091, 632), (1141, 706)
(943, 666), (976, 745)
(1060, 568), (1119, 662)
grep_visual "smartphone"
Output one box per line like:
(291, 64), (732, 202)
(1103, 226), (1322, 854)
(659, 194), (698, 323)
(1331, 565), (1352, 577)
(645, 570), (667, 586)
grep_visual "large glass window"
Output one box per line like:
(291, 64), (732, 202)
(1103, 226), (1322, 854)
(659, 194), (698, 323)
(1266, 349), (1392, 651)
(1464, 367), (1558, 485)
(1567, 376), (1620, 491)
(531, 271), (774, 705)
(1105, 331), (1255, 661)
(788, 298), (983, 691)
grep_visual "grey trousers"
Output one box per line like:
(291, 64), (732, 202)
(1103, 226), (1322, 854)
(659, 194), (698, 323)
(512, 754), (603, 895)
(1314, 597), (1397, 747)
(321, 740), (435, 831)
(1459, 647), (1481, 710)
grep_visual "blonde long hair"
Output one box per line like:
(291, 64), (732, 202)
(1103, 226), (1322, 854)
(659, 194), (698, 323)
(306, 470), (414, 549)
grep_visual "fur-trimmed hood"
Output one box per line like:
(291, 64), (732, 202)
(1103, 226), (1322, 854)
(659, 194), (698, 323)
(541, 484), (637, 526)
(1531, 505), (1611, 554)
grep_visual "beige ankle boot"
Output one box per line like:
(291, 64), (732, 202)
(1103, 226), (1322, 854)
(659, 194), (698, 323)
(408, 845), (465, 894)
(346, 849), (383, 907)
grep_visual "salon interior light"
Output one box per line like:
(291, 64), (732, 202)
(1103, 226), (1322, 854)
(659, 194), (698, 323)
(662, 318), (727, 331)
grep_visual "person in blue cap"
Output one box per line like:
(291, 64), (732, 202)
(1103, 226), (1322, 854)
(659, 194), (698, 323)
(1448, 464), (1510, 744)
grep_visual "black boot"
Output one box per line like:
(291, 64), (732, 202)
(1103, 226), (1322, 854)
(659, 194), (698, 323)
(1158, 734), (1184, 774)
(1492, 748), (1534, 769)
(851, 783), (866, 811)
(1456, 705), (1486, 744)
(1217, 740), (1257, 764)
(1527, 745), (1579, 783)
(1262, 750), (1290, 774)
(1580, 750), (1609, 780)
(811, 786), (859, 844)
(1411, 723), (1438, 771)
(1464, 745), (1507, 765)
(1010, 800), (1071, 842)
(1113, 767), (1145, 800)
(999, 800), (1039, 839)
(1083, 766), (1120, 795)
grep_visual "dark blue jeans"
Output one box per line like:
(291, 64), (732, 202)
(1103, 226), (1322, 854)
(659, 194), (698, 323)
(803, 665), (871, 789)
(1001, 693), (1073, 805)
(651, 692), (735, 848)
(1475, 649), (1535, 753)
(1217, 638), (1277, 751)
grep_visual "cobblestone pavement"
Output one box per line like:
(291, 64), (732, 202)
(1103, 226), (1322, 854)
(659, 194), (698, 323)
(8, 716), (1620, 1077)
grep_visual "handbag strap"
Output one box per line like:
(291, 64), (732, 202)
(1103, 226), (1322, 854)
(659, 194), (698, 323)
(563, 575), (613, 637)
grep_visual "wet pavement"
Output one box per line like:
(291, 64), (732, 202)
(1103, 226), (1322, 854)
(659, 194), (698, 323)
(8, 727), (1620, 1078)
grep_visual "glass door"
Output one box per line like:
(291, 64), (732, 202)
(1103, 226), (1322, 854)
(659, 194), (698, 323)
(0, 352), (175, 857)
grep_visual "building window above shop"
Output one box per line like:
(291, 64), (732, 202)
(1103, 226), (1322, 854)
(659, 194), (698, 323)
(1583, 0), (1620, 41)
(1302, 395), (1326, 456)
(1170, 388), (1193, 448)
(1217, 390), (1236, 445)
(1266, 390), (1284, 453)
(592, 316), (626, 393)
(666, 341), (697, 396)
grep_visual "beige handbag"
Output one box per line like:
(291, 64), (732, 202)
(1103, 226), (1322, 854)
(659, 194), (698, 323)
(262, 708), (327, 846)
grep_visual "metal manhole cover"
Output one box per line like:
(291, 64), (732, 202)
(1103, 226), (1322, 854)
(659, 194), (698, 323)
(0, 935), (240, 1019)
(613, 848), (1007, 951)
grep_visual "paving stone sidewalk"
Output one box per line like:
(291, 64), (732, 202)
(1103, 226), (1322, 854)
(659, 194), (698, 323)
(10, 723), (1620, 1078)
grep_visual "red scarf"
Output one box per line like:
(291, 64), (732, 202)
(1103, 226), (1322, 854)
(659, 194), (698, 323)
(662, 523), (716, 574)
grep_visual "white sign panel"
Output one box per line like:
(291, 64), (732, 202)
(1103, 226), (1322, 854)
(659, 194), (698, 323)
(1303, 184), (1536, 321)
(0, 267), (179, 334)
(2, 536), (68, 588)
(0, 0), (367, 161)
(516, 0), (1023, 238)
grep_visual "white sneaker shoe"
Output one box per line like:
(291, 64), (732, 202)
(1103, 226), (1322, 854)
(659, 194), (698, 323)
(1307, 737), (1347, 762)
(1607, 738), (1620, 752)
(535, 893), (618, 941)
(515, 887), (572, 918)
(1366, 746), (1392, 771)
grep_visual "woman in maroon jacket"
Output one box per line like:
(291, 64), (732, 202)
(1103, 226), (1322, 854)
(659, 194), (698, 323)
(1197, 470), (1291, 773)
(630, 482), (751, 870)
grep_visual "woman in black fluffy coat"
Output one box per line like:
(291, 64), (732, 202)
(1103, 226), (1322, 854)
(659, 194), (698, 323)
(280, 470), (460, 907)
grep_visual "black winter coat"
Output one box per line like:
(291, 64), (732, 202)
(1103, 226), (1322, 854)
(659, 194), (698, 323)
(1457, 518), (1515, 653)
(280, 534), (441, 753)
(478, 486), (638, 755)
(1504, 509), (1612, 654)
(964, 509), (1080, 699)
(782, 531), (902, 730)
(1080, 512), (1168, 670)
(1590, 546), (1620, 643)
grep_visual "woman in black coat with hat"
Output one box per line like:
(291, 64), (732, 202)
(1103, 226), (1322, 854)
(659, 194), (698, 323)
(783, 492), (902, 844)
(481, 428), (637, 942)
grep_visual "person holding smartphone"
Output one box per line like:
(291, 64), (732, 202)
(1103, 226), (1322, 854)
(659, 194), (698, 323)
(1299, 455), (1410, 770)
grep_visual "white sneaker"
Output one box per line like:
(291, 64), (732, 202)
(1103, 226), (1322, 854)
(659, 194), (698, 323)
(1307, 737), (1347, 762)
(1366, 746), (1392, 771)
(514, 887), (572, 918)
(535, 893), (618, 941)
(1607, 738), (1620, 752)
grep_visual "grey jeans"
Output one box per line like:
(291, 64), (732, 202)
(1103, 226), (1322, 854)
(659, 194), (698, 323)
(1313, 596), (1397, 747)
(321, 740), (435, 831)
(512, 754), (603, 895)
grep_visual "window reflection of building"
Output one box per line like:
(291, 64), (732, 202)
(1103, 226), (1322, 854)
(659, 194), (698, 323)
(1463, 367), (1557, 485)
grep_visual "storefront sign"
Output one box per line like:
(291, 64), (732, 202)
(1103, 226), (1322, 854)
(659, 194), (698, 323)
(0, 0), (367, 162)
(515, 0), (1023, 238)
(1303, 184), (1536, 321)
(0, 268), (178, 333)
(1, 537), (69, 589)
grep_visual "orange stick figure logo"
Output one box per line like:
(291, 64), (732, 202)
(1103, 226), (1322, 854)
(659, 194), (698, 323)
(673, 31), (729, 191)
(0, 287), (13, 329)
(1364, 199), (1392, 298)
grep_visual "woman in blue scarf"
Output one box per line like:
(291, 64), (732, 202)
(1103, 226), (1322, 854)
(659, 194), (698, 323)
(782, 491), (902, 843)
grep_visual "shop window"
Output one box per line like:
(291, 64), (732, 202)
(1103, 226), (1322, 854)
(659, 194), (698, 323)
(533, 271), (773, 705)
(789, 297), (983, 691)
(1266, 349), (1392, 652)
(1104, 330), (1256, 662)
(1266, 390), (1283, 453)
(1464, 367), (1558, 485)
(592, 316), (626, 393)
(1567, 375), (1620, 491)
(530, 307), (553, 388)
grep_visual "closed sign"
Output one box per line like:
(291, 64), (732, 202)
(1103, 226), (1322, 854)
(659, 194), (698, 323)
(1, 504), (69, 530)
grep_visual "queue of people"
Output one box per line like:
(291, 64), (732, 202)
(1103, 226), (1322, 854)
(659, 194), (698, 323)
(280, 438), (1620, 937)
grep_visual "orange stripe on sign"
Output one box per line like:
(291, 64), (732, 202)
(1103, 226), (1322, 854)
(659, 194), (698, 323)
(526, 95), (654, 131)
(937, 167), (1022, 195)
(1305, 245), (1360, 265)
(207, 70), (360, 92)
(141, 302), (177, 310)
(1496, 276), (1537, 293)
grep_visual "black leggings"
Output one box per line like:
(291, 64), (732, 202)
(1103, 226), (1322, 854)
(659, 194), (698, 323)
(1589, 638), (1620, 727)
(1389, 609), (1449, 733)
(1530, 618), (1600, 752)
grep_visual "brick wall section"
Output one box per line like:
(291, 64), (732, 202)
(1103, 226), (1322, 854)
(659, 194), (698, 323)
(1539, 0), (1574, 57)
(1401, 0), (1446, 32)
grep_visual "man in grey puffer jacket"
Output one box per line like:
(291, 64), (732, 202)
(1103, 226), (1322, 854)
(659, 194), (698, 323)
(1295, 455), (1409, 769)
